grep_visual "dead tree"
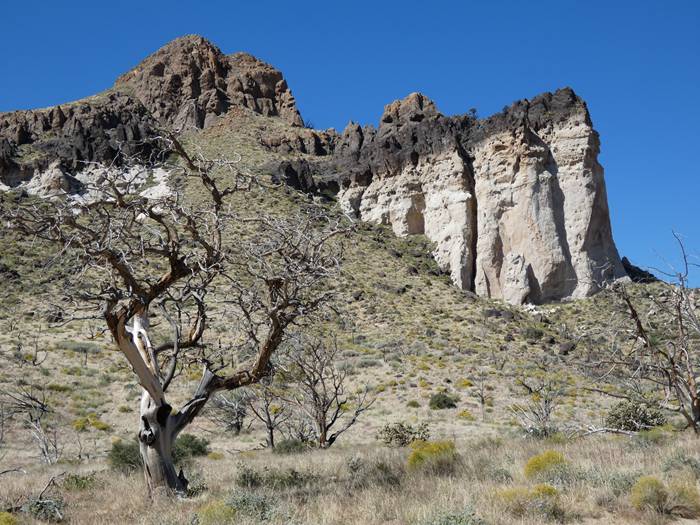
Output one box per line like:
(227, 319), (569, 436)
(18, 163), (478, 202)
(1, 388), (61, 464)
(586, 236), (700, 432)
(208, 389), (251, 435)
(246, 384), (290, 449)
(284, 336), (374, 448)
(473, 369), (492, 422)
(509, 373), (566, 437)
(0, 134), (346, 495)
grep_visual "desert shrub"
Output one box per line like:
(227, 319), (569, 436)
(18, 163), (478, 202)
(108, 440), (142, 473)
(72, 414), (110, 432)
(605, 401), (666, 431)
(457, 409), (475, 421)
(407, 440), (459, 475)
(235, 462), (263, 488)
(0, 512), (17, 525)
(407, 400), (421, 408)
(377, 421), (430, 447)
(634, 426), (672, 447)
(600, 471), (639, 496)
(524, 450), (567, 480)
(667, 475), (700, 518)
(663, 451), (700, 479)
(23, 496), (65, 523)
(347, 456), (403, 489)
(273, 438), (308, 455)
(197, 500), (237, 525)
(630, 476), (668, 513)
(228, 491), (276, 521)
(62, 473), (97, 491)
(235, 463), (316, 491)
(429, 392), (458, 410)
(497, 484), (564, 520)
(422, 505), (486, 525)
(523, 327), (544, 340)
(186, 473), (209, 498)
(173, 433), (210, 462)
(468, 455), (513, 483)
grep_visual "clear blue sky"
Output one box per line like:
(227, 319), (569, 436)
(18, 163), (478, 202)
(2, 1), (698, 283)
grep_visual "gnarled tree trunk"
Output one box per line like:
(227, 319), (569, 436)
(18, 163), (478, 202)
(138, 392), (187, 495)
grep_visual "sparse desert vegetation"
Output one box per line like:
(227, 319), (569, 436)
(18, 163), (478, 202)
(0, 28), (698, 525)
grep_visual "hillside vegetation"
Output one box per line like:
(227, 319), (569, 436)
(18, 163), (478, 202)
(0, 107), (698, 525)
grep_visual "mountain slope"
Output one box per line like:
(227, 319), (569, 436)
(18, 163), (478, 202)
(0, 34), (626, 306)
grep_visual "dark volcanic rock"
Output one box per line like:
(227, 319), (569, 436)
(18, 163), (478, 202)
(0, 92), (162, 187)
(621, 257), (658, 283)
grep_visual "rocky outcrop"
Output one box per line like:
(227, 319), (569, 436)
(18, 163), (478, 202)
(621, 257), (658, 283)
(0, 92), (161, 191)
(115, 35), (303, 129)
(326, 89), (626, 303)
(0, 35), (306, 194)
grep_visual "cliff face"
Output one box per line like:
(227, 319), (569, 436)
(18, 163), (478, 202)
(329, 89), (626, 303)
(0, 35), (626, 303)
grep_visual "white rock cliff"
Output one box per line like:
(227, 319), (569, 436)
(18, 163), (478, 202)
(335, 89), (626, 304)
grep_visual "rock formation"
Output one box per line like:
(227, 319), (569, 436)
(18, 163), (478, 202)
(114, 35), (303, 129)
(0, 92), (160, 191)
(0, 35), (628, 303)
(324, 89), (626, 303)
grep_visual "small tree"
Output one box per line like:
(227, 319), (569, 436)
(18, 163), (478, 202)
(246, 384), (290, 449)
(0, 134), (346, 495)
(473, 369), (493, 422)
(1, 388), (62, 464)
(208, 389), (251, 435)
(509, 375), (565, 438)
(284, 336), (374, 448)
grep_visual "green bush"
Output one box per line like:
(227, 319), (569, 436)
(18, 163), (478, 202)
(23, 496), (65, 523)
(108, 440), (142, 473)
(235, 462), (316, 490)
(273, 438), (308, 455)
(377, 421), (430, 447)
(605, 401), (666, 431)
(227, 491), (276, 521)
(173, 433), (210, 462)
(429, 392), (458, 410)
(663, 451), (700, 479)
(197, 500), (237, 525)
(667, 475), (700, 518)
(0, 512), (17, 525)
(62, 473), (97, 491)
(347, 456), (403, 490)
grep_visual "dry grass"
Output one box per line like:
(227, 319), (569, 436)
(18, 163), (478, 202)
(2, 432), (700, 524)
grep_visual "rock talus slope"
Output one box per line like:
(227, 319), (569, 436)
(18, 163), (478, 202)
(0, 35), (627, 303)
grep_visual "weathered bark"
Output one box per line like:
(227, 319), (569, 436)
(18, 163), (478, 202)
(137, 391), (188, 495)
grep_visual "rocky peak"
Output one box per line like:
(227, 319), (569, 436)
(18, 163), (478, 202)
(114, 34), (303, 129)
(380, 92), (440, 127)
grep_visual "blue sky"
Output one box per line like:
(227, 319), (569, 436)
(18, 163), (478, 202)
(2, 1), (698, 282)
